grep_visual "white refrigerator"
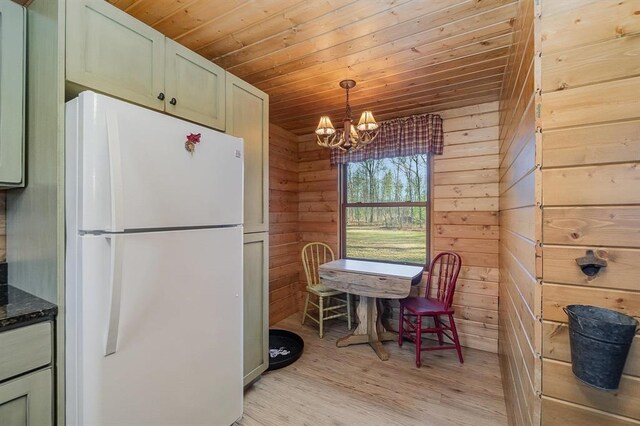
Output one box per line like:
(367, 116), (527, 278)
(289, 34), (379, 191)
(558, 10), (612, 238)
(65, 91), (244, 425)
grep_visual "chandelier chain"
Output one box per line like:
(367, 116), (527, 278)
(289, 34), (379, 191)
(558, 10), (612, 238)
(344, 87), (352, 121)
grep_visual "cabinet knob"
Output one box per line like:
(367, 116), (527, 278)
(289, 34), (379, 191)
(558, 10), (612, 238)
(170, 97), (177, 106)
(157, 92), (165, 101)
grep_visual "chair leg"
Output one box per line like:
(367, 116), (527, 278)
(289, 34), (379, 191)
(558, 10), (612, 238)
(398, 305), (405, 347)
(346, 293), (352, 329)
(301, 292), (310, 325)
(319, 295), (324, 338)
(449, 314), (464, 364)
(416, 314), (422, 368)
(434, 315), (444, 346)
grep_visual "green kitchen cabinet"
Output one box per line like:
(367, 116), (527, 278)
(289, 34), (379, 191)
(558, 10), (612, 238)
(66, 0), (166, 111)
(0, 0), (26, 187)
(165, 39), (226, 130)
(0, 369), (52, 426)
(226, 73), (269, 234)
(226, 73), (270, 385)
(0, 322), (52, 383)
(66, 0), (226, 130)
(0, 322), (54, 426)
(243, 232), (269, 386)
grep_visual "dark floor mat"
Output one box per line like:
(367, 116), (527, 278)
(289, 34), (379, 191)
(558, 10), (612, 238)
(267, 329), (304, 371)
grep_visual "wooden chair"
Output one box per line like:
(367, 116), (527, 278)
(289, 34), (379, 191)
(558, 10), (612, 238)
(301, 242), (351, 338)
(398, 251), (463, 367)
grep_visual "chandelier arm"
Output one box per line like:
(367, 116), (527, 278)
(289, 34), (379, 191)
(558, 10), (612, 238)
(316, 131), (338, 148)
(328, 130), (345, 149)
(356, 128), (379, 145)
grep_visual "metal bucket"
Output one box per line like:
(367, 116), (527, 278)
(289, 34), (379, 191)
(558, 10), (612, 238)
(564, 305), (638, 390)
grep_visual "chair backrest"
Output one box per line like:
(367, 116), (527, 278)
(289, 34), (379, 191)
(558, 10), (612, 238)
(301, 242), (335, 288)
(425, 251), (462, 308)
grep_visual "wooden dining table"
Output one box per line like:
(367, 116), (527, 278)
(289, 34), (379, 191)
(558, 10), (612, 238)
(318, 259), (424, 361)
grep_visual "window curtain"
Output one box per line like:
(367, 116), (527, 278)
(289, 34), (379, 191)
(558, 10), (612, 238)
(329, 113), (444, 165)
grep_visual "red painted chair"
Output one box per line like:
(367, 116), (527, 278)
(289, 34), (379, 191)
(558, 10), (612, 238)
(398, 251), (463, 367)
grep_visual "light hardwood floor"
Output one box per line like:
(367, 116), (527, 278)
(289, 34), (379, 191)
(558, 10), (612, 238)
(239, 314), (507, 426)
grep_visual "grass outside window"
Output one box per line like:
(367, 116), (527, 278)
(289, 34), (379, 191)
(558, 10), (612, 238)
(342, 155), (429, 266)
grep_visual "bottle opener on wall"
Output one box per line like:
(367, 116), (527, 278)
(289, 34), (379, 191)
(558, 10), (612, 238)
(575, 249), (608, 277)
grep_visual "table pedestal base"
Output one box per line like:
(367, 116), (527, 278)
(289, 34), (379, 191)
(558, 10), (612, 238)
(336, 296), (394, 360)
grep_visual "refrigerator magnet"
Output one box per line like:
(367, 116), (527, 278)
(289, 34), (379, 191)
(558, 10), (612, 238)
(185, 133), (201, 155)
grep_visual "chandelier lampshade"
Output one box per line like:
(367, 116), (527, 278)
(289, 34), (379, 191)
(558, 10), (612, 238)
(357, 111), (378, 131)
(315, 116), (336, 135)
(315, 80), (379, 151)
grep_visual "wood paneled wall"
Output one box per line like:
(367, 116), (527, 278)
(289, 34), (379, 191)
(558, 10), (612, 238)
(296, 101), (501, 353)
(268, 124), (301, 325)
(497, 0), (539, 424)
(539, 1), (640, 424)
(497, 1), (640, 424)
(297, 132), (339, 312)
(432, 101), (500, 353)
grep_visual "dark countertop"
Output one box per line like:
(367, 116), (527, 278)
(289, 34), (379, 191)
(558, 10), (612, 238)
(0, 284), (58, 331)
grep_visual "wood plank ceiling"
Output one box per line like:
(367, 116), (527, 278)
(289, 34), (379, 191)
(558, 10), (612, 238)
(111, 0), (517, 135)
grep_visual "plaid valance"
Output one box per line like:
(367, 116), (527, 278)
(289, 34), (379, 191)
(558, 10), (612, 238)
(330, 113), (443, 165)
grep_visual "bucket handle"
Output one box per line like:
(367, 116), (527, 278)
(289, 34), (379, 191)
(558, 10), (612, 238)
(564, 307), (640, 335)
(563, 306), (584, 329)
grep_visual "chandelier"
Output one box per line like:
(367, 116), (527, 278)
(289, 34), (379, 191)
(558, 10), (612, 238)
(315, 80), (379, 152)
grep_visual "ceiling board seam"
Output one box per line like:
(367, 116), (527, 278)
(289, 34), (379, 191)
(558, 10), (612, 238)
(245, 22), (515, 89)
(173, 0), (310, 44)
(269, 64), (507, 110)
(278, 82), (504, 124)
(149, 0), (250, 32)
(270, 74), (506, 119)
(224, 0), (516, 77)
(257, 35), (512, 91)
(267, 51), (510, 103)
(191, 0), (360, 57)
(283, 91), (503, 134)
(149, 0), (247, 30)
(215, 0), (448, 63)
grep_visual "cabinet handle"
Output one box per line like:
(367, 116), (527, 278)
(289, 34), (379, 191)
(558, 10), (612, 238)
(170, 97), (177, 106)
(157, 92), (165, 101)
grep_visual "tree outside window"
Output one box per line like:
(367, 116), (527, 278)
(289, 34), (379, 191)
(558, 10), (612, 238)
(341, 154), (429, 266)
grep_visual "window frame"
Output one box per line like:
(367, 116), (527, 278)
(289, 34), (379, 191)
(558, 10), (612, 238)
(339, 155), (431, 267)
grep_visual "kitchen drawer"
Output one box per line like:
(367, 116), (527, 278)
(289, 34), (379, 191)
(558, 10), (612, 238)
(0, 322), (52, 382)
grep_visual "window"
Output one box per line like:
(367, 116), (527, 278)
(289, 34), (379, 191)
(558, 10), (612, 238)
(341, 154), (429, 266)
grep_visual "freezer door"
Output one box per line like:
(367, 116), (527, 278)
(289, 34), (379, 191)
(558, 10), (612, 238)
(68, 91), (243, 232)
(66, 228), (243, 425)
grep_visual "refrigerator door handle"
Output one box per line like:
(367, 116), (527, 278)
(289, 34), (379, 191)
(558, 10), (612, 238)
(105, 235), (124, 356)
(106, 111), (125, 232)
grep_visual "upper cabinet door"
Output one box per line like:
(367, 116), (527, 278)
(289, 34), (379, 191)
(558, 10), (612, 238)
(66, 0), (165, 110)
(0, 0), (25, 187)
(164, 39), (226, 131)
(226, 74), (269, 234)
